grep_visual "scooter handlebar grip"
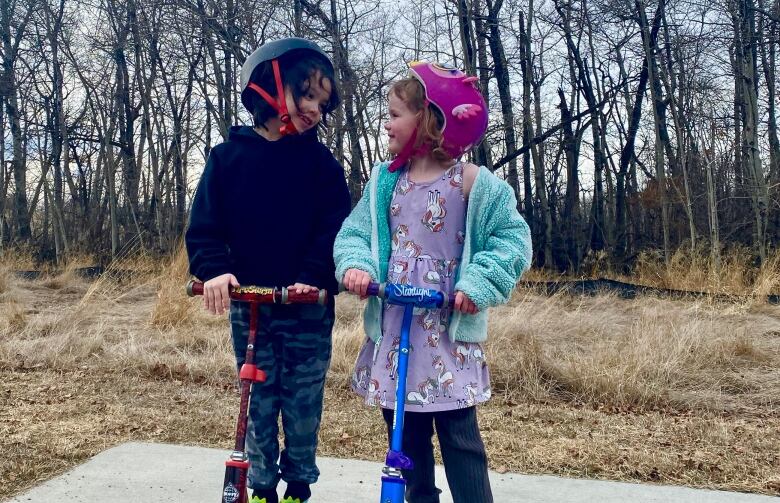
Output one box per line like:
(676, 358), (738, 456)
(281, 288), (328, 305)
(186, 280), (203, 297)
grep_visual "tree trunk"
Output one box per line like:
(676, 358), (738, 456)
(759, 0), (779, 245)
(0, 95), (5, 247)
(703, 117), (721, 273)
(734, 0), (768, 261)
(659, 13), (696, 251)
(637, 0), (670, 262)
(518, 8), (551, 265)
(1, 0), (33, 242)
(614, 36), (651, 263)
(299, 0), (364, 203)
(486, 0), (522, 201)
(556, 0), (607, 253)
(559, 89), (581, 270)
(472, 0), (493, 167)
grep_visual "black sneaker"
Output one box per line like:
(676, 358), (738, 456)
(251, 487), (279, 503)
(282, 481), (311, 503)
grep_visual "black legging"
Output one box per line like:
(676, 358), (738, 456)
(382, 406), (494, 503)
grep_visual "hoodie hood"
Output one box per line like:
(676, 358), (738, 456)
(228, 125), (318, 144)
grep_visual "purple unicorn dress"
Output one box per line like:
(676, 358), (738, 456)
(351, 163), (491, 412)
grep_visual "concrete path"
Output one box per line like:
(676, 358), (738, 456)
(5, 442), (777, 502)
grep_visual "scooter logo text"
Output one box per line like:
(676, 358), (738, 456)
(223, 483), (239, 503)
(393, 284), (430, 302)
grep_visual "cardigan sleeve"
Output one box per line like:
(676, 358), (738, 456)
(333, 176), (379, 285)
(455, 179), (532, 309)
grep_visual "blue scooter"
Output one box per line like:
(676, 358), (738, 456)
(361, 282), (454, 503)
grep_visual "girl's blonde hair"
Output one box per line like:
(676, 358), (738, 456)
(389, 78), (453, 163)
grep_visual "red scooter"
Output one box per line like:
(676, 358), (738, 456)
(186, 280), (328, 503)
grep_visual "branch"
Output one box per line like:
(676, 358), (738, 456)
(750, 5), (780, 23)
(492, 79), (628, 170)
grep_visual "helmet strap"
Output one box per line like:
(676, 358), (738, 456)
(388, 127), (431, 172)
(247, 59), (298, 136)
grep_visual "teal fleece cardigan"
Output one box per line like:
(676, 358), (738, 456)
(334, 161), (532, 343)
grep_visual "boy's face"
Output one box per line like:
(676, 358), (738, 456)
(385, 92), (419, 155)
(285, 71), (332, 133)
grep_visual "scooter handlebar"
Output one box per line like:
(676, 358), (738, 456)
(186, 280), (327, 305)
(363, 282), (455, 309)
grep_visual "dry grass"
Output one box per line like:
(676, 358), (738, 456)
(149, 245), (203, 330)
(0, 264), (18, 300)
(38, 262), (88, 292)
(0, 265), (27, 338)
(1, 258), (779, 499)
(78, 248), (162, 306)
(530, 246), (780, 299)
(0, 249), (38, 272)
(329, 290), (780, 413)
(626, 247), (780, 297)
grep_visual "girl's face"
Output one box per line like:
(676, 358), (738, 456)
(285, 71), (332, 133)
(385, 92), (419, 155)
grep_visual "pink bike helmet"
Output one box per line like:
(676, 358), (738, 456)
(389, 61), (488, 172)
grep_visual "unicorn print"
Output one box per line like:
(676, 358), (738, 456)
(463, 382), (479, 407)
(396, 175), (413, 195)
(445, 258), (458, 277)
(406, 378), (438, 406)
(445, 164), (457, 179)
(423, 269), (441, 284)
(402, 240), (422, 258)
(402, 240), (432, 260)
(472, 346), (487, 368)
(434, 258), (458, 278)
(392, 224), (409, 252)
(421, 189), (446, 232)
(367, 379), (381, 406)
(452, 343), (471, 370)
(391, 259), (409, 284)
(390, 203), (401, 216)
(432, 355), (455, 398)
(352, 365), (370, 390)
(426, 331), (440, 348)
(386, 337), (400, 380)
(448, 168), (463, 189)
(419, 310), (439, 331)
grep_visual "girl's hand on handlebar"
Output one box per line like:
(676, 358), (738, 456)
(288, 282), (318, 294)
(454, 291), (478, 314)
(343, 268), (372, 299)
(203, 273), (239, 315)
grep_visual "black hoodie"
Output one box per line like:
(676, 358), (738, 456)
(185, 126), (351, 296)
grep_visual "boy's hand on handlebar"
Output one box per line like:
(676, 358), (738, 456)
(203, 273), (239, 316)
(343, 268), (372, 299)
(288, 282), (318, 294)
(454, 291), (478, 314)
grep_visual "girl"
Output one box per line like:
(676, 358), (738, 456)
(186, 38), (351, 503)
(334, 62), (532, 503)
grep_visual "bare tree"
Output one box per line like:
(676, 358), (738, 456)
(1, 0), (36, 242)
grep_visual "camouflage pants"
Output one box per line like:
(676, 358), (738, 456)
(229, 300), (334, 491)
